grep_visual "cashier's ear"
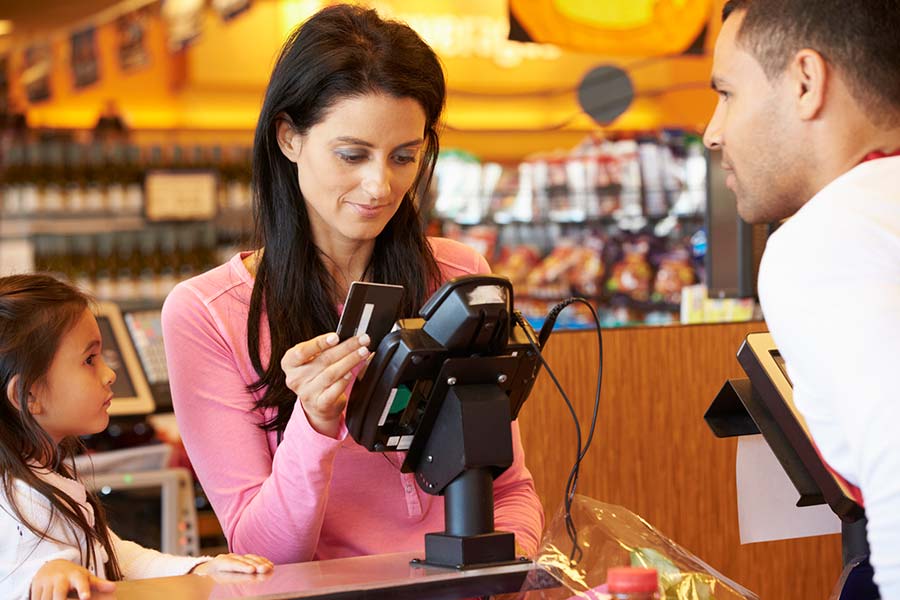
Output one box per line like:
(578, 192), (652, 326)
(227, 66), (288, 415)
(275, 114), (303, 163)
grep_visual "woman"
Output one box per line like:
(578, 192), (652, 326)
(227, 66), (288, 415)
(161, 4), (543, 565)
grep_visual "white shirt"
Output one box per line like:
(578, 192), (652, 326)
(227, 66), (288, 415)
(758, 156), (900, 598)
(0, 465), (209, 600)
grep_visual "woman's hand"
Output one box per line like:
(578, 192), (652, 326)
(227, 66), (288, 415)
(281, 332), (370, 438)
(190, 553), (273, 576)
(31, 559), (115, 600)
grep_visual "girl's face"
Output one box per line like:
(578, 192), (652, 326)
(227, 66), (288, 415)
(31, 308), (116, 445)
(278, 93), (427, 257)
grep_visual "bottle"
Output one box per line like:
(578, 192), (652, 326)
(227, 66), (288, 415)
(43, 142), (66, 214)
(84, 143), (107, 213)
(1, 143), (25, 216)
(607, 567), (659, 600)
(20, 143), (42, 215)
(123, 144), (144, 214)
(105, 142), (127, 214)
(64, 142), (87, 213)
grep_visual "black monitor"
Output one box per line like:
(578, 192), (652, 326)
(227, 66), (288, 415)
(727, 332), (863, 521)
(346, 275), (542, 569)
(94, 302), (155, 416)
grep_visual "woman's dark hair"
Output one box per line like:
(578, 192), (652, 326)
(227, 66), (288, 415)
(248, 4), (444, 434)
(0, 274), (122, 580)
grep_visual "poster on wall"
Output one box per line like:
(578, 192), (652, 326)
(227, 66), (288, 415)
(162, 0), (204, 52)
(212, 0), (251, 21)
(116, 9), (151, 71)
(70, 27), (100, 88)
(21, 43), (53, 103)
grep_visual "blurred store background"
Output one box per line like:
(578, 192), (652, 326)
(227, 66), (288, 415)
(0, 0), (760, 331)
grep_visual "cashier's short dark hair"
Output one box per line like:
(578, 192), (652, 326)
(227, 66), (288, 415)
(722, 0), (900, 125)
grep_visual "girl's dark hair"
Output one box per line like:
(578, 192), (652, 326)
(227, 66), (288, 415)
(0, 274), (122, 580)
(248, 4), (444, 434)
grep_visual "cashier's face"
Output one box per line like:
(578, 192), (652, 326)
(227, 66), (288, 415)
(276, 93), (427, 254)
(703, 10), (806, 224)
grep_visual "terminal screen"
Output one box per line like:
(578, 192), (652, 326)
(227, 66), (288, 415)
(96, 315), (138, 399)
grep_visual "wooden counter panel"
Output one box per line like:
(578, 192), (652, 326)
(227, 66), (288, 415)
(517, 322), (841, 600)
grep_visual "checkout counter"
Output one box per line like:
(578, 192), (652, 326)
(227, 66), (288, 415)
(81, 294), (854, 598)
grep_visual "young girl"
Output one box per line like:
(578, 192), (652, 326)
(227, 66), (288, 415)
(0, 274), (273, 600)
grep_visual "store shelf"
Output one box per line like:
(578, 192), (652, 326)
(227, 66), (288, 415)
(0, 215), (147, 237)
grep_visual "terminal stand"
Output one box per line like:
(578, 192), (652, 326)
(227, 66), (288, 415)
(705, 333), (875, 599)
(409, 380), (517, 569)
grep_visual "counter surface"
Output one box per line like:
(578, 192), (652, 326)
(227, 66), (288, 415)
(92, 551), (537, 599)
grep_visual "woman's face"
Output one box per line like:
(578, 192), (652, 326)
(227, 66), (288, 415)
(279, 93), (428, 255)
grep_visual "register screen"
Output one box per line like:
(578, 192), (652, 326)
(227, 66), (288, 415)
(96, 315), (138, 400)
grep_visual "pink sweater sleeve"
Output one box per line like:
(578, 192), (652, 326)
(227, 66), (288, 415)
(493, 420), (544, 555)
(161, 280), (346, 564)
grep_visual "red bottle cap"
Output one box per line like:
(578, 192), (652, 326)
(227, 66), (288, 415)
(607, 567), (659, 593)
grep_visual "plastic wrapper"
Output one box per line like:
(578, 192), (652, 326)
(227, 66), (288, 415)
(515, 495), (758, 600)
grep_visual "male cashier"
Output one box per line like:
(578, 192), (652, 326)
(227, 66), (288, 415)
(704, 0), (900, 596)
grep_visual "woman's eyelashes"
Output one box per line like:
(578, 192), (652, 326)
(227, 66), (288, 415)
(336, 151), (367, 164)
(334, 150), (418, 166)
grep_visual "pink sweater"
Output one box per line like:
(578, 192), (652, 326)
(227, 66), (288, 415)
(161, 238), (544, 564)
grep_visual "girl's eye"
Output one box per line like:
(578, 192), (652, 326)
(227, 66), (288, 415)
(85, 354), (96, 366)
(393, 154), (417, 165)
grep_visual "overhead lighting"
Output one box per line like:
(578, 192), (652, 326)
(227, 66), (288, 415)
(0, 20), (13, 36)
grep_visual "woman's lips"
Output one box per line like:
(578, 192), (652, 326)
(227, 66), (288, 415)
(349, 203), (388, 218)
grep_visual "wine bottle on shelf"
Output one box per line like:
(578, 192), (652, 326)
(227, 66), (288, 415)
(113, 231), (139, 300)
(70, 233), (97, 294)
(64, 142), (87, 214)
(42, 142), (66, 215)
(146, 145), (164, 171)
(137, 229), (162, 300)
(198, 223), (218, 273)
(176, 224), (198, 280)
(84, 143), (107, 214)
(1, 143), (25, 216)
(105, 143), (127, 214)
(191, 145), (207, 169)
(20, 143), (42, 216)
(94, 232), (117, 300)
(156, 226), (179, 297)
(124, 144), (144, 215)
(171, 144), (184, 170)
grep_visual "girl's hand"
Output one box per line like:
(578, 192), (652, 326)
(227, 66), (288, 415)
(191, 553), (273, 576)
(31, 559), (115, 600)
(280, 332), (370, 438)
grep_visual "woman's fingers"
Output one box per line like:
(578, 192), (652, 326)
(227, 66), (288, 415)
(284, 334), (369, 395)
(313, 333), (370, 368)
(315, 343), (370, 388)
(207, 553), (275, 574)
(281, 332), (339, 370)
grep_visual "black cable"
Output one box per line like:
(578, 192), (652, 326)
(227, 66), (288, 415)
(514, 298), (603, 565)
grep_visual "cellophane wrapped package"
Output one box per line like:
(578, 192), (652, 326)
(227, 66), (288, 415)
(516, 495), (758, 600)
